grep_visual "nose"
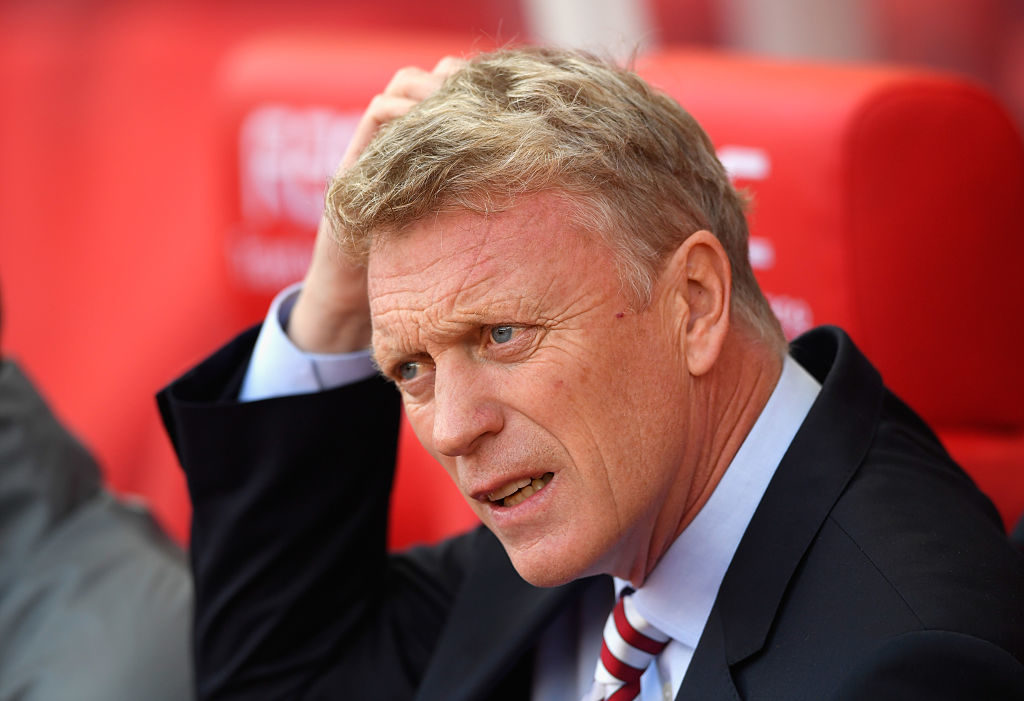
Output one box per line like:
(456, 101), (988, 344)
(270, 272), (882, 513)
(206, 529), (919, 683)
(431, 358), (503, 457)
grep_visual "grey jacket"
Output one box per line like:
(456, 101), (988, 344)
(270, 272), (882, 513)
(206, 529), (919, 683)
(0, 360), (193, 700)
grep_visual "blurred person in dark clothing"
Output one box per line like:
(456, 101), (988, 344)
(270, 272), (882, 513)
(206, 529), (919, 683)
(0, 291), (193, 700)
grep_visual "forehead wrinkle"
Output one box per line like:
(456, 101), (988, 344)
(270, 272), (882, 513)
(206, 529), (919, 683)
(411, 231), (520, 333)
(370, 306), (423, 370)
(446, 221), (588, 321)
(370, 195), (606, 360)
(503, 241), (615, 327)
(441, 215), (521, 313)
(371, 277), (497, 366)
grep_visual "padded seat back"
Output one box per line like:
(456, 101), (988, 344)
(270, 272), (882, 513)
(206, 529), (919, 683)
(635, 49), (1024, 529)
(216, 32), (489, 548)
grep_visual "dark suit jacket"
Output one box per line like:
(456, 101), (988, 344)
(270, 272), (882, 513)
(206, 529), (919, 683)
(159, 326), (1024, 700)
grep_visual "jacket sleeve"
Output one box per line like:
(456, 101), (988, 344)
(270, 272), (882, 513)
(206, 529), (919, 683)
(158, 328), (475, 700)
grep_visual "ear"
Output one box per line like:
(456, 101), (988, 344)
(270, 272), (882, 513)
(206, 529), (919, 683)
(658, 230), (731, 376)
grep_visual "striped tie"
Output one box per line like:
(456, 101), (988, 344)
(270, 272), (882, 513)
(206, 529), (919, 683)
(593, 588), (670, 701)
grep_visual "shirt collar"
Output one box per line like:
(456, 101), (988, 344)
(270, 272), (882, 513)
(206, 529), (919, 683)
(615, 355), (822, 647)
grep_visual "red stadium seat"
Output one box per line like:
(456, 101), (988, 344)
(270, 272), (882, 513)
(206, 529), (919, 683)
(0, 4), (524, 547)
(867, 0), (1014, 84)
(635, 49), (1024, 530)
(13, 9), (1016, 547)
(647, 0), (721, 46)
(215, 32), (490, 549)
(215, 41), (1024, 540)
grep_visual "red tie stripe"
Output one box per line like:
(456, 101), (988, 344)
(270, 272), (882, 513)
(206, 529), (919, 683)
(593, 589), (670, 701)
(614, 600), (668, 655)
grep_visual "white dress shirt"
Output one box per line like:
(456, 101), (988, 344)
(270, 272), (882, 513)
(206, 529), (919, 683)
(240, 285), (822, 701)
(238, 283), (376, 402)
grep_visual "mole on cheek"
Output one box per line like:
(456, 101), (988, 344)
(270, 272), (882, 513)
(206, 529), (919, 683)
(615, 312), (625, 319)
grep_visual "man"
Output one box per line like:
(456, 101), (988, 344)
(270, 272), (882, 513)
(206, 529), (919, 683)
(160, 48), (1024, 699)
(0, 297), (194, 699)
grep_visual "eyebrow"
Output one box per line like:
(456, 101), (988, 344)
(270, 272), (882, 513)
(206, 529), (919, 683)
(368, 337), (406, 376)
(367, 349), (384, 374)
(369, 288), (551, 372)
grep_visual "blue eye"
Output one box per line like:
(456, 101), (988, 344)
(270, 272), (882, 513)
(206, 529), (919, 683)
(490, 326), (515, 343)
(398, 362), (419, 380)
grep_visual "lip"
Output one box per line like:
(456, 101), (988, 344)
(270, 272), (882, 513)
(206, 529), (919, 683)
(471, 470), (554, 504)
(484, 471), (558, 529)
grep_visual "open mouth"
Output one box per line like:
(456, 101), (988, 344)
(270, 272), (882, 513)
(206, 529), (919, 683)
(486, 472), (554, 508)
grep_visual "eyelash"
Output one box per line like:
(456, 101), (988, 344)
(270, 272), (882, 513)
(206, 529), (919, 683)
(388, 324), (529, 384)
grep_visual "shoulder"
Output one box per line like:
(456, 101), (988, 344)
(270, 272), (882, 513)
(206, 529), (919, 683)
(727, 327), (1024, 696)
(824, 387), (1024, 656)
(0, 492), (193, 700)
(831, 630), (1024, 700)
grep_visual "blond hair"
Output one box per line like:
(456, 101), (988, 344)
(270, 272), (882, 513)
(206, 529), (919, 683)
(327, 46), (784, 345)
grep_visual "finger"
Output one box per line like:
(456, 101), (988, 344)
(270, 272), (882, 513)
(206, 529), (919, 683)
(339, 94), (418, 171)
(432, 55), (468, 79)
(383, 65), (447, 102)
(337, 58), (467, 174)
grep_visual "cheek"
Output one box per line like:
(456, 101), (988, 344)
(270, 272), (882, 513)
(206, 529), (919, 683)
(561, 346), (681, 488)
(404, 401), (439, 457)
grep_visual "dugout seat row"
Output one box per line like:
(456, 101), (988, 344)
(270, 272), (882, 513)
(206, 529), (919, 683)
(202, 33), (1024, 545)
(9, 27), (1016, 549)
(634, 50), (1024, 530)
(6, 8), (1015, 552)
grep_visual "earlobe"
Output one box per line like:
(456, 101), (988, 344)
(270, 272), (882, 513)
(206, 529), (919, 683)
(661, 230), (731, 376)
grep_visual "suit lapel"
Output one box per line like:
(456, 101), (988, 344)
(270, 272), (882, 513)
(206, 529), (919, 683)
(675, 607), (741, 700)
(414, 527), (595, 701)
(420, 327), (884, 700)
(680, 327), (885, 695)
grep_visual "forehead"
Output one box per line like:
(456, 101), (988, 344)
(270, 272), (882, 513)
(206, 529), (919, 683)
(366, 193), (617, 328)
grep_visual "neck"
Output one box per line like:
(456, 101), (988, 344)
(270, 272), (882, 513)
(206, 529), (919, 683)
(628, 326), (784, 586)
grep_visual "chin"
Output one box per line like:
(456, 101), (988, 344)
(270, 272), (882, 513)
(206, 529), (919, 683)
(501, 536), (607, 588)
(511, 561), (579, 588)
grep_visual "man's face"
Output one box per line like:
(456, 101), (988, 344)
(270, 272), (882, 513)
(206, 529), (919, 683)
(368, 193), (697, 586)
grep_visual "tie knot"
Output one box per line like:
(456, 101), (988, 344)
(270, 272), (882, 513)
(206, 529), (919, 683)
(593, 590), (671, 701)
